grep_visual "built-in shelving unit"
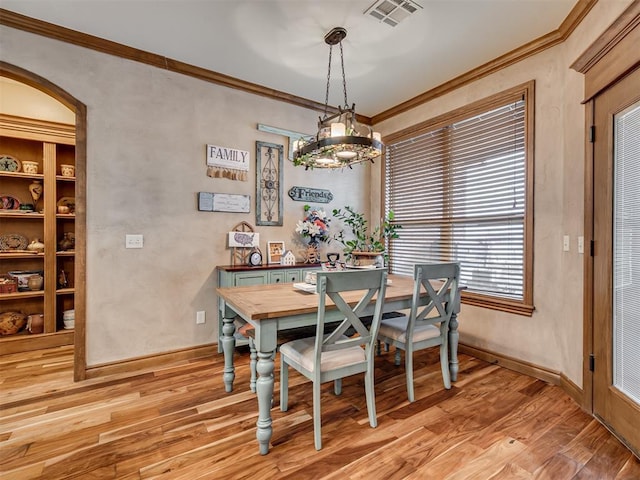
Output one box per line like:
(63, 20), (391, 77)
(0, 114), (76, 352)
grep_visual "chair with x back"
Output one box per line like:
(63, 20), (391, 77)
(377, 262), (460, 402)
(279, 268), (388, 450)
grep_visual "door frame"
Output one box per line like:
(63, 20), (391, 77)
(571, 1), (640, 455)
(572, 1), (640, 415)
(0, 61), (88, 381)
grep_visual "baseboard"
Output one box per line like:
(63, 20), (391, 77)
(459, 343), (561, 385)
(84, 344), (216, 379)
(459, 343), (589, 407)
(560, 372), (586, 409)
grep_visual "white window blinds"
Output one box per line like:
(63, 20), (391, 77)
(613, 99), (640, 403)
(385, 95), (530, 306)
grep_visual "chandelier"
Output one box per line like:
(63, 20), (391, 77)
(292, 27), (383, 170)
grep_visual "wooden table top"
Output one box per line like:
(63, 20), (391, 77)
(216, 273), (416, 321)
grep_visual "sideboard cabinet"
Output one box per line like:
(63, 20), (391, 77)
(215, 263), (319, 351)
(0, 114), (76, 353)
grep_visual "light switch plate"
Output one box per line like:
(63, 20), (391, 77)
(563, 235), (570, 252)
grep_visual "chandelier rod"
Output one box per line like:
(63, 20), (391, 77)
(339, 41), (348, 108)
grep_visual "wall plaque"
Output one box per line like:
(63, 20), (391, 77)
(206, 144), (250, 181)
(288, 186), (333, 204)
(198, 192), (250, 213)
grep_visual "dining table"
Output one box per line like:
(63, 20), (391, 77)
(216, 272), (462, 455)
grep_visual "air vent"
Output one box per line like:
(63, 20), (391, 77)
(364, 0), (423, 27)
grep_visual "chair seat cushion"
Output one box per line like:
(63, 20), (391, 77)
(280, 336), (366, 372)
(378, 316), (442, 343)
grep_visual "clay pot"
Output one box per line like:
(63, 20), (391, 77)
(27, 274), (44, 291)
(27, 239), (45, 253)
(27, 313), (44, 334)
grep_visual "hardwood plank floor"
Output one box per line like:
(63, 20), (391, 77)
(1, 345), (638, 479)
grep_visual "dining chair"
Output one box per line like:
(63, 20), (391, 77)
(279, 268), (388, 450)
(377, 262), (460, 402)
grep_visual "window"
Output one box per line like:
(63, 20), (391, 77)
(384, 82), (534, 315)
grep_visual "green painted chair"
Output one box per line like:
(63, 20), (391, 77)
(279, 268), (388, 450)
(377, 263), (460, 402)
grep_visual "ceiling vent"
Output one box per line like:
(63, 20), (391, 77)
(364, 0), (423, 27)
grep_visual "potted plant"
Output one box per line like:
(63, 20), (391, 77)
(331, 206), (401, 265)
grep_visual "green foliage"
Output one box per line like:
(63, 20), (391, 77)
(331, 206), (402, 260)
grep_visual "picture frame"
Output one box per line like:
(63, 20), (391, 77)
(267, 241), (285, 264)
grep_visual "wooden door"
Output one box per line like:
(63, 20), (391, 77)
(592, 65), (640, 455)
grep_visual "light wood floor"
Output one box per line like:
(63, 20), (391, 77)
(1, 345), (639, 479)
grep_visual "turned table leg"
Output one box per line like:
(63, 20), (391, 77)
(255, 350), (275, 455)
(221, 316), (236, 392)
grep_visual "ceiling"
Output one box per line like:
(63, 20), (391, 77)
(1, 0), (578, 118)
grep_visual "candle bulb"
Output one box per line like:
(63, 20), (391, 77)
(331, 122), (346, 137)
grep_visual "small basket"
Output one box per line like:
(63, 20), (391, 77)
(0, 275), (18, 294)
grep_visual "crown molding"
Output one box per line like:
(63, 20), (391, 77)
(371, 0), (598, 123)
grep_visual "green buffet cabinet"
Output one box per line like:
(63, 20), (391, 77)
(215, 263), (320, 352)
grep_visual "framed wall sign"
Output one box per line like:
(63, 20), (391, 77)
(256, 141), (283, 226)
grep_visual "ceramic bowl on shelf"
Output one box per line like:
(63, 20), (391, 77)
(22, 161), (39, 174)
(63, 309), (75, 329)
(60, 164), (75, 177)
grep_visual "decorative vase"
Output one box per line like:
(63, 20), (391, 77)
(29, 180), (43, 206)
(27, 274), (44, 291)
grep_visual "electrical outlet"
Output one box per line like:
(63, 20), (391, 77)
(196, 311), (206, 324)
(563, 235), (570, 252)
(125, 234), (143, 249)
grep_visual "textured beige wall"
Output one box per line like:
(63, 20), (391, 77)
(374, 0), (633, 387)
(1, 26), (370, 366)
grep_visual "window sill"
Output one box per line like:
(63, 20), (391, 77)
(461, 291), (535, 316)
